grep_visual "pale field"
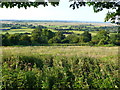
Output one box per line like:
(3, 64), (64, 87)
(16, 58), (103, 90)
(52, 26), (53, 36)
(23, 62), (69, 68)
(2, 46), (119, 64)
(1, 21), (117, 26)
(18, 22), (117, 26)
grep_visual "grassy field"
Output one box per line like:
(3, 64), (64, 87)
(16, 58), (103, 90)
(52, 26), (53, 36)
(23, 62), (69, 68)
(2, 46), (118, 63)
(1, 46), (119, 89)
(2, 28), (34, 34)
(14, 21), (118, 26)
(1, 21), (117, 26)
(72, 31), (97, 36)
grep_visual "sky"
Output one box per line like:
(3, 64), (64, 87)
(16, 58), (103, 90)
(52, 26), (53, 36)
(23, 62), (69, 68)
(0, 0), (113, 22)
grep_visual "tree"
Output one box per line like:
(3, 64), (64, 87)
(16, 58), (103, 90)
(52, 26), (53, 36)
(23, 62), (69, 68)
(48, 36), (61, 43)
(48, 32), (65, 43)
(63, 34), (79, 43)
(110, 33), (120, 45)
(7, 33), (21, 45)
(19, 34), (31, 45)
(55, 32), (65, 40)
(92, 30), (110, 45)
(0, 1), (119, 24)
(69, 1), (120, 24)
(80, 31), (92, 42)
(2, 32), (11, 46)
(42, 29), (55, 40)
(31, 27), (48, 44)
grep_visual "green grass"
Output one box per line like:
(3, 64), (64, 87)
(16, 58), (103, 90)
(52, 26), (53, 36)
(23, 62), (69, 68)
(2, 46), (118, 62)
(1, 46), (119, 89)
(48, 29), (57, 32)
(2, 28), (34, 34)
(110, 33), (118, 35)
(72, 31), (84, 34)
(1, 28), (58, 34)
(72, 31), (97, 36)
(0, 27), (11, 29)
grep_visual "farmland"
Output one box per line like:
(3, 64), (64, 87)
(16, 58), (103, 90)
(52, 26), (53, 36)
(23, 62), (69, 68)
(1, 20), (118, 35)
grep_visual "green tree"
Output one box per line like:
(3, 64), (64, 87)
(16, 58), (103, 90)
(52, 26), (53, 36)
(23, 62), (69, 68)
(42, 29), (55, 40)
(48, 32), (65, 43)
(31, 27), (48, 44)
(2, 32), (11, 46)
(63, 34), (79, 43)
(69, 1), (120, 24)
(80, 31), (92, 42)
(48, 36), (61, 44)
(19, 34), (31, 45)
(110, 33), (120, 45)
(7, 33), (21, 45)
(92, 30), (110, 45)
(55, 32), (65, 40)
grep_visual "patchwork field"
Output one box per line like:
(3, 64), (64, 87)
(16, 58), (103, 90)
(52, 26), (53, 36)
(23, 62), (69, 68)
(1, 21), (118, 35)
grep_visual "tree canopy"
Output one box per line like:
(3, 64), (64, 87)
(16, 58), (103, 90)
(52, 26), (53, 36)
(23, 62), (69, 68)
(0, 0), (120, 24)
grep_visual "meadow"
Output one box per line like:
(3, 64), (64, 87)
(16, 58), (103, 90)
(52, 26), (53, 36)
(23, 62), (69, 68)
(1, 46), (119, 89)
(2, 46), (118, 61)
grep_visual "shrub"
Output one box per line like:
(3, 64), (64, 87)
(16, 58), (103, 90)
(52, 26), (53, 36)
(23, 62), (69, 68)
(2, 55), (119, 89)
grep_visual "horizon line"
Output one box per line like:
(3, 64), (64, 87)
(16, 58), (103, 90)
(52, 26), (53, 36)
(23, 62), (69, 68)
(0, 19), (110, 23)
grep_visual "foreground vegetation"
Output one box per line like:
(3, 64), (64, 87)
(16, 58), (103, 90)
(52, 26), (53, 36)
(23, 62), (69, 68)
(1, 46), (119, 89)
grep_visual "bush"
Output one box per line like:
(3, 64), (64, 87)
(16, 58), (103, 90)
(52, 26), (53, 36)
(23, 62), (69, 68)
(2, 55), (119, 89)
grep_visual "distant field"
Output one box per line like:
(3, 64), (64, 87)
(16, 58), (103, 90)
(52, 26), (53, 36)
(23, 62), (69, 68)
(2, 28), (34, 34)
(1, 21), (118, 36)
(72, 31), (97, 36)
(1, 21), (117, 26)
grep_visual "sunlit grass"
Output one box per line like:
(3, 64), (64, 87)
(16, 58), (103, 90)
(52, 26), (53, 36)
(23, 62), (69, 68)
(72, 31), (97, 35)
(2, 46), (118, 63)
(2, 28), (34, 34)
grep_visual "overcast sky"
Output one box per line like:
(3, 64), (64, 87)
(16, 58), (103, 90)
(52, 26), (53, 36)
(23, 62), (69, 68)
(0, 0), (113, 22)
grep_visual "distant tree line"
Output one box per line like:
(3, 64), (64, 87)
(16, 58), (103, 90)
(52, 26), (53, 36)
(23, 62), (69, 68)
(52, 25), (119, 33)
(2, 23), (119, 33)
(1, 26), (120, 46)
(2, 24), (47, 30)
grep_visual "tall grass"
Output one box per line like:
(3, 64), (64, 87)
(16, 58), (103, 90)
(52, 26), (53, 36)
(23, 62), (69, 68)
(1, 46), (119, 89)
(2, 46), (118, 62)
